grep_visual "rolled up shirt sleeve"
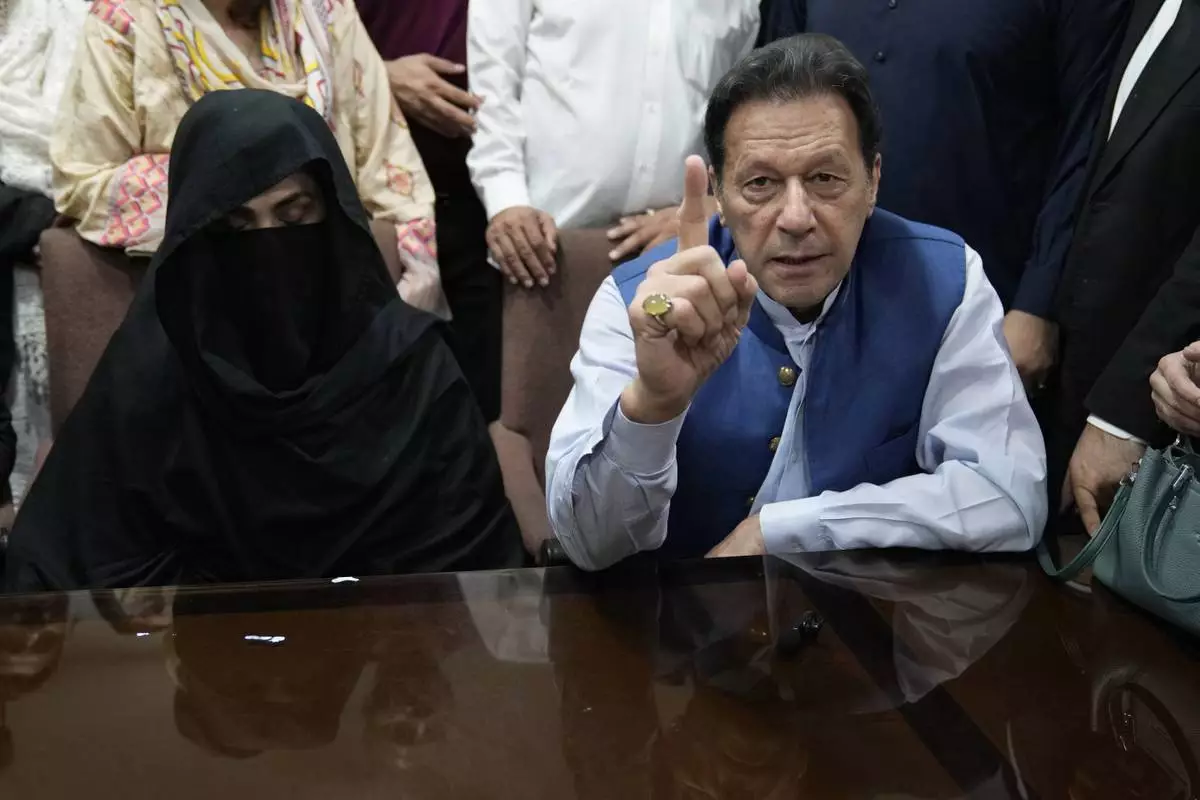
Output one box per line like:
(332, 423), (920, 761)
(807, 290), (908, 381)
(759, 247), (1049, 554)
(545, 278), (686, 571)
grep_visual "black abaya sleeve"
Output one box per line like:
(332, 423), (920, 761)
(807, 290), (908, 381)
(4, 312), (189, 593)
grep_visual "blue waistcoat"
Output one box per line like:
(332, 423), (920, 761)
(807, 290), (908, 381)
(613, 209), (967, 557)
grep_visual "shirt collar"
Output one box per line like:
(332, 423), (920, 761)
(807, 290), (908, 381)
(756, 281), (843, 337)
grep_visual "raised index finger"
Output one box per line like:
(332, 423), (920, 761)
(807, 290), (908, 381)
(678, 155), (711, 251)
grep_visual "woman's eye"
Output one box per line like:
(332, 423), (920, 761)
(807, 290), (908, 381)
(280, 208), (306, 224)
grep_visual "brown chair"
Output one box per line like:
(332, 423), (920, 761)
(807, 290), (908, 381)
(492, 229), (616, 553)
(40, 221), (406, 433)
(40, 228), (145, 433)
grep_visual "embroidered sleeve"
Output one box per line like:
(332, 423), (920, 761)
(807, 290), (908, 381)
(396, 218), (437, 265)
(337, 0), (436, 227)
(97, 154), (170, 250)
(52, 6), (168, 254)
(329, 0), (444, 314)
(89, 0), (136, 38)
(394, 219), (450, 319)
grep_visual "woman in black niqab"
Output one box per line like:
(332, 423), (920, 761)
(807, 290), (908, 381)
(4, 90), (525, 592)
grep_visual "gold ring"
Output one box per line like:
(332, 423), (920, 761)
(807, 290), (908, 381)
(642, 292), (673, 320)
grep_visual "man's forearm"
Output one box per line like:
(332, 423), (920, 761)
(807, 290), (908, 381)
(547, 403), (684, 570)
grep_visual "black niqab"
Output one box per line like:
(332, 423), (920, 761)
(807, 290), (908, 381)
(191, 224), (335, 392)
(4, 90), (524, 592)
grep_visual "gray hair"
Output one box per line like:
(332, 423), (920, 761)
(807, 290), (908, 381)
(704, 34), (882, 183)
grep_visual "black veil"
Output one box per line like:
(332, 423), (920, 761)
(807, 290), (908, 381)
(4, 90), (524, 592)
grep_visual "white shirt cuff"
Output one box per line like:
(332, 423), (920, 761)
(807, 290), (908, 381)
(478, 172), (533, 222)
(603, 404), (686, 477)
(758, 499), (832, 554)
(1086, 415), (1148, 445)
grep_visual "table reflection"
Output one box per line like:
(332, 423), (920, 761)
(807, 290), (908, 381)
(93, 587), (176, 635)
(550, 554), (1039, 798)
(1054, 585), (1200, 800)
(783, 551), (1034, 705)
(0, 592), (67, 773)
(168, 606), (371, 757)
(0, 553), (1193, 799)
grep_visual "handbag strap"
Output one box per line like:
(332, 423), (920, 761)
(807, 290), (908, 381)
(1037, 486), (1129, 582)
(1139, 464), (1200, 603)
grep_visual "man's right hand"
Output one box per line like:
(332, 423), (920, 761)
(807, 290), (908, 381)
(620, 156), (758, 424)
(486, 206), (558, 288)
(387, 54), (482, 139)
(1151, 342), (1200, 436)
(1066, 424), (1146, 535)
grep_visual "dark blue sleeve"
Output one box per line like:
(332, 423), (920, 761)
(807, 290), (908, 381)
(1013, 0), (1131, 318)
(757, 0), (807, 46)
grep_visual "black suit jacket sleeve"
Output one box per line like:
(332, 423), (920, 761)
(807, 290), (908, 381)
(1086, 223), (1200, 444)
(1013, 0), (1131, 318)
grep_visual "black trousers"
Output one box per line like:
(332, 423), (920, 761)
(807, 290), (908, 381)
(435, 180), (502, 424)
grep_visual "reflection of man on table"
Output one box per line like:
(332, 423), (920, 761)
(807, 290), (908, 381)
(546, 36), (1048, 570)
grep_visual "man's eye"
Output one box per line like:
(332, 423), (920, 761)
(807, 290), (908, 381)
(746, 177), (773, 189)
(812, 173), (838, 184)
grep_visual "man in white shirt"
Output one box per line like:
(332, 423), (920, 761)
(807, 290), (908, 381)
(1054, 0), (1200, 534)
(545, 36), (1047, 570)
(466, 0), (759, 289)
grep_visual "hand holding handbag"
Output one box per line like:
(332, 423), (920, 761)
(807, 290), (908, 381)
(1039, 438), (1200, 637)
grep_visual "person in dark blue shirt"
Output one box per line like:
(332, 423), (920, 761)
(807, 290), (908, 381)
(758, 0), (1130, 395)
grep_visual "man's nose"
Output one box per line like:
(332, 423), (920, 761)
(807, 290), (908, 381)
(776, 179), (817, 235)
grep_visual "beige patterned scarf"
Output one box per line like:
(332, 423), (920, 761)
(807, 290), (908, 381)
(156, 0), (334, 125)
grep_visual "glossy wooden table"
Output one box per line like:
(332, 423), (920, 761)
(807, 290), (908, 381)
(0, 550), (1196, 798)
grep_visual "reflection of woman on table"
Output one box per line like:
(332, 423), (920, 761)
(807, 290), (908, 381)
(0, 593), (69, 771)
(168, 603), (370, 757)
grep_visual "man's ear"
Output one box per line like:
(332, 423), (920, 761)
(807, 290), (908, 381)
(708, 165), (726, 227)
(867, 153), (882, 216)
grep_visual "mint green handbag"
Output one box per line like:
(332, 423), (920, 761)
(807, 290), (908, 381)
(1038, 438), (1200, 637)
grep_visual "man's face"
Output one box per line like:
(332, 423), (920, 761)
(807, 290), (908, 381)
(221, 172), (327, 232)
(714, 95), (880, 316)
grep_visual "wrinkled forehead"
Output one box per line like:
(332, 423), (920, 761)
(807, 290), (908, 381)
(722, 95), (866, 177)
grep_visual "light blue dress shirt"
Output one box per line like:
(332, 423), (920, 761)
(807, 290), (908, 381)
(546, 246), (1049, 571)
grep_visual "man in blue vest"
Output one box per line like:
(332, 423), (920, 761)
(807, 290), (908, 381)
(545, 35), (1048, 569)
